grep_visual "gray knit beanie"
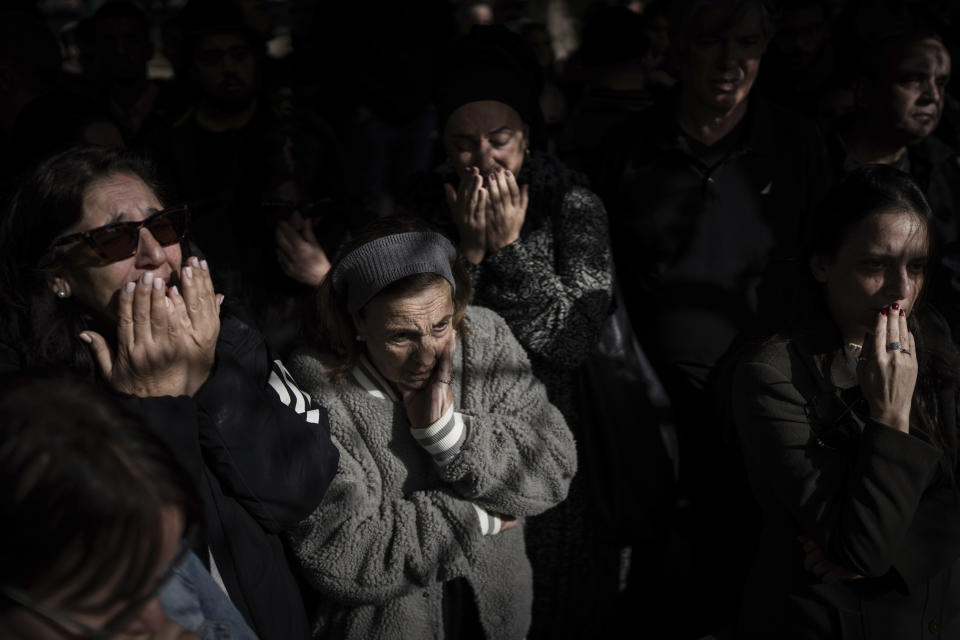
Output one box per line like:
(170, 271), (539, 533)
(331, 232), (458, 313)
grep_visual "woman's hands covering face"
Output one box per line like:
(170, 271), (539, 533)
(445, 167), (529, 264)
(81, 256), (223, 398)
(445, 167), (488, 265)
(484, 166), (528, 253)
(401, 330), (456, 429)
(856, 304), (917, 433)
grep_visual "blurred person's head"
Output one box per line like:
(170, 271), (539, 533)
(643, 0), (671, 61)
(458, 1), (495, 34)
(439, 25), (543, 182)
(74, 16), (99, 80)
(671, 0), (772, 114)
(161, 15), (185, 80)
(0, 370), (201, 639)
(15, 99), (126, 169)
(178, 0), (260, 112)
(315, 216), (472, 384)
(773, 0), (830, 71)
(520, 22), (554, 72)
(580, 5), (648, 85)
(854, 28), (950, 148)
(92, 1), (153, 86)
(0, 9), (62, 129)
(0, 146), (187, 371)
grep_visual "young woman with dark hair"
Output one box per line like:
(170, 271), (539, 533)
(732, 164), (960, 638)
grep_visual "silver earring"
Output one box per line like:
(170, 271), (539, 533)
(56, 290), (68, 299)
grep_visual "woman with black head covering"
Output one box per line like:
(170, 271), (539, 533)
(398, 24), (615, 639)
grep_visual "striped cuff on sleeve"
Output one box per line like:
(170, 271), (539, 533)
(410, 404), (468, 467)
(472, 503), (503, 536)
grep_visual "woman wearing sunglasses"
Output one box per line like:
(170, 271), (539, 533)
(0, 146), (340, 640)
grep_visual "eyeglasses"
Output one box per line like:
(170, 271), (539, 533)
(0, 527), (196, 639)
(43, 206), (190, 268)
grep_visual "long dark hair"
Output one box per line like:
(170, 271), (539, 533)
(0, 370), (201, 616)
(804, 165), (957, 476)
(0, 146), (171, 376)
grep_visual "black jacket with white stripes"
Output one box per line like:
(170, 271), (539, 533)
(102, 307), (338, 640)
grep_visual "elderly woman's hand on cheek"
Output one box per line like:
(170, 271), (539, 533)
(400, 330), (456, 429)
(79, 258), (222, 398)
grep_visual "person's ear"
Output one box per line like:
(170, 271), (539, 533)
(352, 312), (367, 341)
(809, 254), (831, 284)
(47, 274), (72, 299)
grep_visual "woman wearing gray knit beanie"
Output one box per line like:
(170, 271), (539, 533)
(286, 216), (577, 639)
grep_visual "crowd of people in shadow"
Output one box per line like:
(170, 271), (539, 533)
(2, 0), (960, 638)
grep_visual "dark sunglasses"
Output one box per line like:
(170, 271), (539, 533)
(0, 525), (197, 639)
(43, 206), (190, 267)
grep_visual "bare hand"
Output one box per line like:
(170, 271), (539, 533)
(857, 305), (917, 433)
(275, 211), (331, 287)
(484, 167), (528, 253)
(81, 271), (190, 398)
(170, 257), (221, 396)
(500, 517), (518, 532)
(445, 167), (488, 264)
(799, 536), (862, 583)
(401, 331), (456, 428)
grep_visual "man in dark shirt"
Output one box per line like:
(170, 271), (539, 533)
(142, 0), (267, 300)
(826, 23), (959, 245)
(597, 0), (829, 635)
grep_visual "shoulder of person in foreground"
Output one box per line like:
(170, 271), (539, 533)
(188, 302), (339, 532)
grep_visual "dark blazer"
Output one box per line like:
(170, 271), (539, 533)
(732, 307), (960, 639)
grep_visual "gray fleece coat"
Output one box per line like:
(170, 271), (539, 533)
(287, 305), (577, 640)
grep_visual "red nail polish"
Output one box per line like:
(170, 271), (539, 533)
(881, 309), (888, 316)
(900, 309), (905, 316)
(892, 302), (899, 310)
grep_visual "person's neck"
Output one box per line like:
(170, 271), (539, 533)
(676, 89), (750, 146)
(108, 77), (149, 109)
(840, 117), (908, 165)
(194, 97), (257, 132)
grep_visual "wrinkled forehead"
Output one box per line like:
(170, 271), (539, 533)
(77, 172), (161, 229)
(850, 209), (930, 255)
(892, 37), (951, 73)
